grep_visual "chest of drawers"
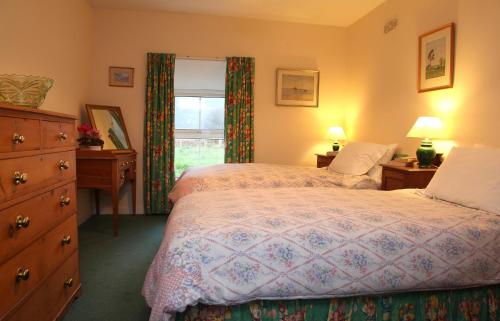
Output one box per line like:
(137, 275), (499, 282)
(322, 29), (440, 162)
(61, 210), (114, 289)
(0, 104), (80, 321)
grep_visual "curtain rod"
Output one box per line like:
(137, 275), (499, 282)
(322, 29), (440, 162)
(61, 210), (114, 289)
(177, 56), (226, 62)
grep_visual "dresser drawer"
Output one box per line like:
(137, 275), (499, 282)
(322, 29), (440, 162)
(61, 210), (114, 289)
(4, 252), (80, 321)
(0, 183), (76, 265)
(0, 117), (41, 153)
(41, 121), (76, 149)
(43, 151), (76, 184)
(0, 151), (75, 202)
(0, 215), (78, 317)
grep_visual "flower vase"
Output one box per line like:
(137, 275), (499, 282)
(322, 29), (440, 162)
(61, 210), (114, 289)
(80, 145), (102, 151)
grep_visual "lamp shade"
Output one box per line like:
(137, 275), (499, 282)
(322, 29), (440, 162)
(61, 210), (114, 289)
(328, 126), (347, 140)
(406, 116), (443, 139)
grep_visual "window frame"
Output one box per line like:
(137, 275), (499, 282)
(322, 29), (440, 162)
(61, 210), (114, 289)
(174, 89), (225, 138)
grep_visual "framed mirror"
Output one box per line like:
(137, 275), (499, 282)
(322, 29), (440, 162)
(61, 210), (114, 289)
(86, 104), (132, 150)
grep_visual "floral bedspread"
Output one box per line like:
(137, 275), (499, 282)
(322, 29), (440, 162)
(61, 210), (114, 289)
(168, 163), (379, 203)
(143, 187), (500, 321)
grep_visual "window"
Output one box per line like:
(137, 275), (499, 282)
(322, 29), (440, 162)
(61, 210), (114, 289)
(174, 96), (225, 177)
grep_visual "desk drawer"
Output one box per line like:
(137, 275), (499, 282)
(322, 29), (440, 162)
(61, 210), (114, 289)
(4, 252), (80, 321)
(41, 121), (76, 149)
(0, 215), (78, 317)
(0, 117), (41, 153)
(0, 151), (75, 202)
(0, 183), (76, 264)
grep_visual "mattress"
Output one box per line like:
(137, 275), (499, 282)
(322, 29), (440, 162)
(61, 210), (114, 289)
(168, 163), (379, 203)
(144, 187), (500, 321)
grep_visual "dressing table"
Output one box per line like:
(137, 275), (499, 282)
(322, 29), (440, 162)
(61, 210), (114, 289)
(76, 104), (135, 236)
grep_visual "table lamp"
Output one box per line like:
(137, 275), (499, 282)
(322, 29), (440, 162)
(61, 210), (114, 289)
(406, 116), (443, 168)
(328, 126), (347, 151)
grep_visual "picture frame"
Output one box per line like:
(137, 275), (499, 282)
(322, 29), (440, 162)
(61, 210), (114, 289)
(418, 23), (455, 93)
(109, 66), (134, 87)
(276, 69), (319, 107)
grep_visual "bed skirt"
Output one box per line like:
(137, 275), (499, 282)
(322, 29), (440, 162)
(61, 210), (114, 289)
(176, 285), (500, 321)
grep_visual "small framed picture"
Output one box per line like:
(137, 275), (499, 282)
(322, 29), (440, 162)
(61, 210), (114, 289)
(109, 66), (134, 87)
(276, 69), (319, 107)
(418, 23), (455, 92)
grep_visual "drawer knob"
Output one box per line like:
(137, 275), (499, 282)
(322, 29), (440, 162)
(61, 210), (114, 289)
(59, 132), (68, 140)
(64, 278), (74, 288)
(13, 171), (28, 185)
(60, 196), (71, 207)
(16, 268), (30, 282)
(59, 160), (70, 170)
(15, 215), (30, 229)
(61, 235), (72, 246)
(12, 133), (25, 144)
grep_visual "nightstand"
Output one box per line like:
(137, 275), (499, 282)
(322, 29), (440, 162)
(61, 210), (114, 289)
(381, 164), (437, 190)
(315, 154), (336, 168)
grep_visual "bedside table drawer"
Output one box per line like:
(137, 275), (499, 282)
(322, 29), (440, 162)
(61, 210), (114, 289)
(383, 169), (406, 180)
(381, 164), (437, 191)
(315, 154), (335, 168)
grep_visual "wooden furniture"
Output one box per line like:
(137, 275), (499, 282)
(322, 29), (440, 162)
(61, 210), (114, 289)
(315, 153), (336, 168)
(0, 104), (80, 321)
(76, 149), (137, 236)
(381, 163), (437, 190)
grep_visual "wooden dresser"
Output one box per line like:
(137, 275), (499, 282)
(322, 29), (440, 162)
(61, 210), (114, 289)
(0, 104), (80, 321)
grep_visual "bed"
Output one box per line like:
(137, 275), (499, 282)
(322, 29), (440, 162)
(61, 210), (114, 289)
(145, 147), (500, 321)
(144, 186), (500, 321)
(169, 142), (397, 203)
(169, 163), (380, 203)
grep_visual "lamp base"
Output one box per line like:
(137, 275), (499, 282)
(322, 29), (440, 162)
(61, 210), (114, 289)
(416, 139), (436, 168)
(332, 142), (340, 151)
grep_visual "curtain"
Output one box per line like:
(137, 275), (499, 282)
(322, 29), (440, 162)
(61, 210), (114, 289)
(224, 57), (255, 163)
(144, 53), (176, 214)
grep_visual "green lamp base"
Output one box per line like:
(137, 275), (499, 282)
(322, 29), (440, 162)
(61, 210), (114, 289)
(332, 142), (340, 151)
(416, 138), (436, 168)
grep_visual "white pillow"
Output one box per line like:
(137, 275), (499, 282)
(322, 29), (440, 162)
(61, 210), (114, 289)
(424, 147), (500, 214)
(367, 143), (398, 182)
(328, 142), (389, 175)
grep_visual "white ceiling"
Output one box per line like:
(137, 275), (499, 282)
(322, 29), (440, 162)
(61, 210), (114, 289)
(87, 0), (386, 27)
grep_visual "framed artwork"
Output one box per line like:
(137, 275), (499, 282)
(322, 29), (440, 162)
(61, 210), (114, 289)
(418, 23), (455, 92)
(109, 66), (134, 87)
(276, 69), (319, 107)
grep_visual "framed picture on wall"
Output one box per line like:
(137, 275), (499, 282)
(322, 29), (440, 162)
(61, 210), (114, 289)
(418, 23), (455, 92)
(109, 66), (134, 87)
(276, 69), (319, 107)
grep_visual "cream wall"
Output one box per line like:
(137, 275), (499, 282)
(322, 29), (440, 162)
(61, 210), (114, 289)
(88, 9), (349, 214)
(346, 0), (500, 153)
(0, 0), (94, 224)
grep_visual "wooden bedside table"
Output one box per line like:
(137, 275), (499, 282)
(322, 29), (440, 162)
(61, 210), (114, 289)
(381, 164), (437, 190)
(315, 154), (336, 168)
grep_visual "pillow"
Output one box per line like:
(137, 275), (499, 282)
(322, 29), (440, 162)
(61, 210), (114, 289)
(328, 142), (389, 175)
(367, 143), (398, 182)
(424, 147), (500, 214)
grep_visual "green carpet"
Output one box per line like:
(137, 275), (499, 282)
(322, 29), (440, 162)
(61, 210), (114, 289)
(62, 215), (166, 321)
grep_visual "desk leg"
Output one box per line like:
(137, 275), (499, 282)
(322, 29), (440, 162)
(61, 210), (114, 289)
(131, 179), (137, 215)
(95, 189), (100, 215)
(112, 187), (119, 237)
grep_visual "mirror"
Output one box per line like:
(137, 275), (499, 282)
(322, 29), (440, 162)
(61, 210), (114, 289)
(86, 104), (131, 150)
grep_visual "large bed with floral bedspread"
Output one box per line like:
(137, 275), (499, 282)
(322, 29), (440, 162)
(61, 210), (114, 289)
(144, 187), (500, 321)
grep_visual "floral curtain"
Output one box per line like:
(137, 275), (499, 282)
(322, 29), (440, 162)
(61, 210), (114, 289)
(144, 53), (176, 214)
(224, 57), (255, 163)
(177, 284), (500, 321)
